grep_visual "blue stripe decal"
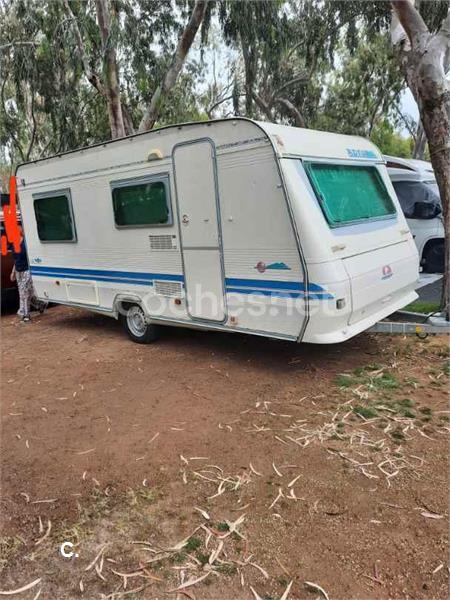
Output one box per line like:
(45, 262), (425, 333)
(225, 277), (326, 292)
(226, 287), (334, 300)
(31, 265), (183, 283)
(30, 266), (334, 299)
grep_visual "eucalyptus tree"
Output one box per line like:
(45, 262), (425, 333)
(62, 0), (209, 137)
(390, 1), (449, 316)
(0, 0), (109, 164)
(316, 35), (404, 137)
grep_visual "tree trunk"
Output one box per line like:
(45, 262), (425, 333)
(409, 42), (449, 318)
(241, 34), (255, 118)
(138, 0), (208, 132)
(412, 121), (427, 158)
(95, 0), (126, 139)
(391, 1), (450, 318)
(63, 0), (126, 139)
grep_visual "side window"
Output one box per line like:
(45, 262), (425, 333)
(392, 181), (440, 219)
(111, 175), (172, 227)
(33, 190), (76, 242)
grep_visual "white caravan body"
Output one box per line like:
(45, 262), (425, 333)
(17, 119), (418, 344)
(385, 155), (444, 273)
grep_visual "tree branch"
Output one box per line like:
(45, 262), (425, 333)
(138, 0), (208, 132)
(274, 97), (306, 128)
(61, 0), (104, 95)
(391, 0), (429, 48)
(25, 89), (37, 161)
(272, 73), (310, 99)
(95, 0), (125, 138)
(252, 93), (274, 121)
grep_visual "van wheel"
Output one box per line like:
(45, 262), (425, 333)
(423, 241), (444, 273)
(122, 305), (159, 344)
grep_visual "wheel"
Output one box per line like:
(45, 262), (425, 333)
(423, 241), (444, 273)
(121, 304), (159, 344)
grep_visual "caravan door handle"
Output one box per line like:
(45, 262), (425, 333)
(182, 214), (189, 225)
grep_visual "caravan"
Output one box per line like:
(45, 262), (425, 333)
(16, 118), (419, 344)
(385, 155), (444, 273)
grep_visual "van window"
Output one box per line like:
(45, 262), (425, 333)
(392, 180), (441, 218)
(34, 191), (76, 242)
(304, 163), (396, 227)
(112, 176), (171, 227)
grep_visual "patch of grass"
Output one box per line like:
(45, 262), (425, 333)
(419, 406), (432, 415)
(171, 552), (186, 564)
(439, 415), (450, 422)
(420, 415), (432, 423)
(370, 373), (398, 390)
(216, 563), (237, 575)
(185, 536), (202, 552)
(353, 367), (366, 376)
(126, 487), (157, 506)
(404, 300), (440, 314)
(196, 551), (209, 566)
(353, 405), (378, 419)
(0, 536), (25, 572)
(216, 521), (230, 532)
(391, 429), (405, 442)
(400, 408), (416, 419)
(335, 374), (358, 388)
(398, 398), (414, 408)
(57, 521), (93, 545)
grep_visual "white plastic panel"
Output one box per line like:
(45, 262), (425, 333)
(65, 280), (99, 305)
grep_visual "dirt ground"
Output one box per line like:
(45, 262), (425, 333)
(1, 305), (449, 600)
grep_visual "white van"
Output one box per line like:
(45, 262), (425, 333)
(385, 155), (444, 273)
(16, 119), (418, 344)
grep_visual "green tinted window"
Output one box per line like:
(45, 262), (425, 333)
(112, 178), (170, 227)
(304, 163), (396, 227)
(34, 193), (76, 241)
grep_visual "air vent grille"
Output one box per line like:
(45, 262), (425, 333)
(149, 234), (177, 250)
(154, 280), (182, 298)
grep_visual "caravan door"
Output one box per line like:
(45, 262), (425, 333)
(173, 140), (226, 322)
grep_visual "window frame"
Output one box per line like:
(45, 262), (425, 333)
(33, 188), (77, 243)
(303, 161), (397, 229)
(110, 173), (173, 229)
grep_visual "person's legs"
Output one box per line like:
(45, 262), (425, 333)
(16, 270), (32, 320)
(30, 282), (47, 313)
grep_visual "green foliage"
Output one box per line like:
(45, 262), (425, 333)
(1, 0), (448, 173)
(371, 120), (413, 157)
(184, 536), (202, 552)
(314, 35), (404, 137)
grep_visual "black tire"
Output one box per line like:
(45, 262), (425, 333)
(423, 241), (444, 274)
(121, 304), (160, 344)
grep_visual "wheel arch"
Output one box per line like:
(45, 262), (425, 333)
(113, 293), (147, 320)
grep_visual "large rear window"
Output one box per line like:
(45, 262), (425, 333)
(304, 163), (396, 227)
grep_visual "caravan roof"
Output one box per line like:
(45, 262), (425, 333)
(384, 155), (435, 182)
(256, 121), (383, 161)
(17, 118), (384, 178)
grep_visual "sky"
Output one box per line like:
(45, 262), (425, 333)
(401, 88), (420, 124)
